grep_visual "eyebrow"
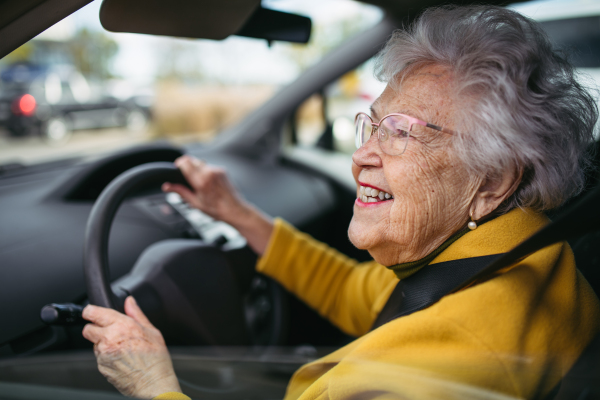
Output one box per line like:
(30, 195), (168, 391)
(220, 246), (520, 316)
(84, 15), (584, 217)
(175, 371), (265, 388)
(369, 105), (379, 119)
(369, 105), (426, 122)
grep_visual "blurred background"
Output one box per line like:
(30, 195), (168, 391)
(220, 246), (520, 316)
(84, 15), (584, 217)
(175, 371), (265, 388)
(1, 0), (599, 165)
(0, 0), (384, 165)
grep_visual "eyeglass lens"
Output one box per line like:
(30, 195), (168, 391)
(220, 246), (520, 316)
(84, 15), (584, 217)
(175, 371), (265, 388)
(355, 114), (411, 156)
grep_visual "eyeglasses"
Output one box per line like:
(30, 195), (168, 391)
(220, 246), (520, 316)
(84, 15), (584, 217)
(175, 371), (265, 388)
(355, 112), (454, 156)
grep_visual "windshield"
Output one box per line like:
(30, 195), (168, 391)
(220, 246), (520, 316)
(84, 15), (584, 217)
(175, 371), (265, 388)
(0, 0), (382, 166)
(1, 1), (599, 399)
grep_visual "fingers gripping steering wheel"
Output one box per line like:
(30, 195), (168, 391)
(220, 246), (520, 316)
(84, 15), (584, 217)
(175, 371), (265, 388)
(83, 162), (288, 346)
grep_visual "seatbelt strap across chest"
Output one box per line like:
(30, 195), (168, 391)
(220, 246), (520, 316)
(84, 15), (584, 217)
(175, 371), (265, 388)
(371, 183), (600, 331)
(371, 253), (503, 330)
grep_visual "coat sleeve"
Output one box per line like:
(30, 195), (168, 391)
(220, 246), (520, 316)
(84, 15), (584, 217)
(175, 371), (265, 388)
(153, 392), (191, 400)
(256, 218), (398, 337)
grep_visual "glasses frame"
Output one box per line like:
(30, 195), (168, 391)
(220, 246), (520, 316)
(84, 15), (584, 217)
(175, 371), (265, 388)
(355, 112), (455, 156)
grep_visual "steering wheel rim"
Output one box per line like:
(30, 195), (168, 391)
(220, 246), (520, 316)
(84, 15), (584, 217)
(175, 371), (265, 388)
(83, 162), (188, 311)
(83, 161), (289, 346)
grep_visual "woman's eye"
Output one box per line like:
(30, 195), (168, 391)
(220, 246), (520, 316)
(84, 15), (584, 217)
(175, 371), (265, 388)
(393, 129), (409, 138)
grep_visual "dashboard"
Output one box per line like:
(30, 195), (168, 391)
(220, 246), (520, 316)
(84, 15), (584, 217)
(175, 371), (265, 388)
(0, 142), (351, 356)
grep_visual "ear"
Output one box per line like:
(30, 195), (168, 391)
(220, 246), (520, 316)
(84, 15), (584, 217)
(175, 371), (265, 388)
(470, 166), (523, 220)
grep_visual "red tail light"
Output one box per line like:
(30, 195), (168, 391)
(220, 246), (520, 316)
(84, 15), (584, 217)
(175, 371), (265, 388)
(11, 94), (36, 116)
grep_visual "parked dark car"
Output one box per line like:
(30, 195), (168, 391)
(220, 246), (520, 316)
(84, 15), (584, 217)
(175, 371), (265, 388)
(0, 63), (151, 144)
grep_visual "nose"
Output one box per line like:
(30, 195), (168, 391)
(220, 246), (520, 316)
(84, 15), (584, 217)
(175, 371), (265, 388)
(352, 131), (383, 169)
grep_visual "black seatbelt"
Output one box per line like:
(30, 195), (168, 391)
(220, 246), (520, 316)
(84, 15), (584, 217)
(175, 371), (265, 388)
(372, 183), (600, 331)
(372, 254), (503, 330)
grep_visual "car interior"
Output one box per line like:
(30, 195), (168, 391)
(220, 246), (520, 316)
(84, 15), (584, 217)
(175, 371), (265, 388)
(0, 0), (599, 399)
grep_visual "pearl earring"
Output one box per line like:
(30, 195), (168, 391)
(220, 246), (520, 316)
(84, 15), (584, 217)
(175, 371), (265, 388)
(468, 210), (477, 230)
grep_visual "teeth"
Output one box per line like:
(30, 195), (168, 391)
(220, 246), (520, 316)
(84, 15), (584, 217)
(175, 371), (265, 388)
(358, 185), (393, 203)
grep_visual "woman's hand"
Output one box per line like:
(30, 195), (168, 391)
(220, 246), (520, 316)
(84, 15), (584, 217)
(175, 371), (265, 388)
(82, 296), (181, 399)
(163, 155), (274, 255)
(163, 155), (248, 225)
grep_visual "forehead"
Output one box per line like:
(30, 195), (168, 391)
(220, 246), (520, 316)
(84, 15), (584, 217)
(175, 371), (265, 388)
(372, 64), (455, 121)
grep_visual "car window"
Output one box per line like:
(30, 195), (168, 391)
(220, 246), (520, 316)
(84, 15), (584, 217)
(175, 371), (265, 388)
(289, 0), (600, 157)
(290, 58), (386, 155)
(509, 0), (600, 133)
(0, 0), (382, 165)
(539, 15), (600, 68)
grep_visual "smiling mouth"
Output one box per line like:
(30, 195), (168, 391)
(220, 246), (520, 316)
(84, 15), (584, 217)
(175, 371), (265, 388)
(358, 184), (393, 203)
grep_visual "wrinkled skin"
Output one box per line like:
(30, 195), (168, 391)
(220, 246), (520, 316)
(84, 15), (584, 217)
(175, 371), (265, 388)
(82, 297), (181, 399)
(163, 156), (247, 224)
(163, 155), (274, 255)
(349, 64), (517, 266)
(83, 65), (519, 398)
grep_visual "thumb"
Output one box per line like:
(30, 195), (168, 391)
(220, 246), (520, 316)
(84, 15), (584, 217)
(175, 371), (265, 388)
(124, 296), (153, 328)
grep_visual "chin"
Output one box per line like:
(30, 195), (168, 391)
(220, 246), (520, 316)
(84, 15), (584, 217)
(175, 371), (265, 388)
(347, 220), (374, 251)
(348, 222), (403, 266)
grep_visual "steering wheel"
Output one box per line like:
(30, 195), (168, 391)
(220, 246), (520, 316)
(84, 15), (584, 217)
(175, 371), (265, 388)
(83, 162), (288, 346)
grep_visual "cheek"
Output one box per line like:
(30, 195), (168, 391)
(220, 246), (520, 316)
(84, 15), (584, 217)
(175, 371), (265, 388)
(388, 157), (434, 205)
(385, 154), (450, 227)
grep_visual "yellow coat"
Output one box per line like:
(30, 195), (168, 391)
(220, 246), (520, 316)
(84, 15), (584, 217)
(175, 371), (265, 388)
(157, 208), (600, 400)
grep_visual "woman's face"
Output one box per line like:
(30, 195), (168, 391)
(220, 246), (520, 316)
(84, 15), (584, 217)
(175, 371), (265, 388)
(348, 65), (479, 266)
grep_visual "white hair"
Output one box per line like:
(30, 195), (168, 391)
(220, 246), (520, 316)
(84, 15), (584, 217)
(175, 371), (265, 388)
(375, 5), (598, 212)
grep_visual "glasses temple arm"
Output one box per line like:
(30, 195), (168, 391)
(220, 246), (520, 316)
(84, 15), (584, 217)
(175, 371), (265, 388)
(426, 122), (455, 135)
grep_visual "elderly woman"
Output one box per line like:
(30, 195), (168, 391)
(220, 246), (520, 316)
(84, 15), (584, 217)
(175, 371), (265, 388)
(82, 5), (600, 400)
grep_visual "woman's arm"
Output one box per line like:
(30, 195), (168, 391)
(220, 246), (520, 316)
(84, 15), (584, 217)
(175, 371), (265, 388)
(162, 155), (273, 255)
(166, 156), (397, 336)
(257, 219), (397, 337)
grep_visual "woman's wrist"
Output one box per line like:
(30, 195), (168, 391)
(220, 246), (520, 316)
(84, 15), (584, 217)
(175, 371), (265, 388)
(141, 374), (182, 399)
(227, 202), (274, 255)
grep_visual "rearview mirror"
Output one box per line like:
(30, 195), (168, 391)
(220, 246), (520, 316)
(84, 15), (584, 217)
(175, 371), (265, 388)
(236, 7), (312, 44)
